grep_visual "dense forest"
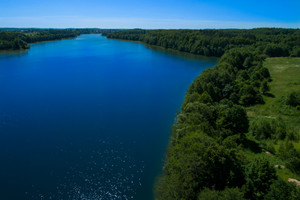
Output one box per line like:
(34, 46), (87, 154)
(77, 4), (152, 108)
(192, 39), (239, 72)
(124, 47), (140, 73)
(0, 28), (116, 50)
(104, 28), (300, 57)
(105, 29), (300, 200)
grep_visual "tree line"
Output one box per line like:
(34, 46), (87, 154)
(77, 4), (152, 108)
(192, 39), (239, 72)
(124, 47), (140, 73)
(104, 28), (300, 200)
(0, 28), (115, 50)
(104, 28), (300, 57)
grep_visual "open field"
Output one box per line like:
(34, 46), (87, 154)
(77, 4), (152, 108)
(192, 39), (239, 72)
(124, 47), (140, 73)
(247, 57), (300, 181)
(247, 57), (300, 137)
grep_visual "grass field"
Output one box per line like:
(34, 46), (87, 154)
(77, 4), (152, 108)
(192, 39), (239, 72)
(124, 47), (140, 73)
(247, 57), (300, 137)
(246, 57), (300, 181)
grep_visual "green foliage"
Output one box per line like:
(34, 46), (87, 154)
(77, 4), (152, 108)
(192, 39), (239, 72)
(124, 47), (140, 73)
(179, 102), (216, 129)
(290, 47), (300, 57)
(286, 129), (298, 141)
(216, 101), (249, 136)
(245, 57), (300, 192)
(182, 92), (214, 109)
(185, 48), (270, 107)
(198, 91), (214, 104)
(277, 140), (300, 174)
(12, 38), (29, 49)
(286, 91), (300, 107)
(238, 84), (263, 106)
(156, 132), (245, 200)
(259, 67), (271, 80)
(198, 188), (245, 200)
(182, 93), (202, 109)
(0, 29), (101, 50)
(260, 80), (270, 94)
(220, 48), (258, 70)
(104, 28), (300, 58)
(263, 43), (289, 57)
(249, 117), (287, 140)
(260, 140), (276, 154)
(264, 178), (300, 200)
(243, 158), (277, 200)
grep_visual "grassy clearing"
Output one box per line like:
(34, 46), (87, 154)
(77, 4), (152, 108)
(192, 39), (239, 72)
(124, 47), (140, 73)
(247, 57), (300, 137)
(246, 57), (300, 181)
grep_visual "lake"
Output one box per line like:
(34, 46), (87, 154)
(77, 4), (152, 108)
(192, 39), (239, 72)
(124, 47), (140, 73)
(0, 34), (217, 200)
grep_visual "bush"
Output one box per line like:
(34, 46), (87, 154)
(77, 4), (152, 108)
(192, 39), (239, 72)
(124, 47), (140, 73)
(286, 91), (300, 107)
(249, 117), (287, 140)
(286, 129), (298, 141)
(290, 47), (300, 57)
(198, 188), (245, 200)
(250, 117), (272, 139)
(277, 140), (300, 174)
(259, 67), (271, 80)
(260, 79), (270, 94)
(260, 140), (276, 154)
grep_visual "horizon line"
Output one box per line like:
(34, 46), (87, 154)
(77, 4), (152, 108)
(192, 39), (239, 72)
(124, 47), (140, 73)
(1, 27), (300, 30)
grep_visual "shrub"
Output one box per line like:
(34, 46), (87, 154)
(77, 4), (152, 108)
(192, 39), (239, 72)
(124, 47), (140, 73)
(290, 47), (300, 57)
(198, 187), (245, 200)
(260, 140), (276, 154)
(286, 91), (300, 107)
(249, 117), (286, 140)
(260, 79), (270, 94)
(277, 140), (300, 174)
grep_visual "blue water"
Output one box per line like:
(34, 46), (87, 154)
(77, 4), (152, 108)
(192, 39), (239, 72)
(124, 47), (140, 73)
(0, 34), (217, 200)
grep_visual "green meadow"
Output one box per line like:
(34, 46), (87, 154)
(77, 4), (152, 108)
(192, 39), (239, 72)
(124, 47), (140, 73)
(247, 57), (300, 182)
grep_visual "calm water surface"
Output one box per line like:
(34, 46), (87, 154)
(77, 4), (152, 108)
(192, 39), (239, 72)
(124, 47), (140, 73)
(0, 34), (217, 200)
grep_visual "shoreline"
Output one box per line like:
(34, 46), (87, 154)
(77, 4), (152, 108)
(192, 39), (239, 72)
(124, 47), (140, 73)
(105, 37), (219, 61)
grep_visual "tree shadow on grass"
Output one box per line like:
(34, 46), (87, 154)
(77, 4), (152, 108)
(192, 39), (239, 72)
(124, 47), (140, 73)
(242, 138), (262, 153)
(264, 93), (275, 98)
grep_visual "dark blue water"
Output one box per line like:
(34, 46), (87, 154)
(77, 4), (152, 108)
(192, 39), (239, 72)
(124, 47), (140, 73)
(0, 34), (217, 200)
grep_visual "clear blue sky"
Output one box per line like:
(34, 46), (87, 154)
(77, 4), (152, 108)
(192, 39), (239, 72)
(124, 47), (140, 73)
(1, 0), (299, 28)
